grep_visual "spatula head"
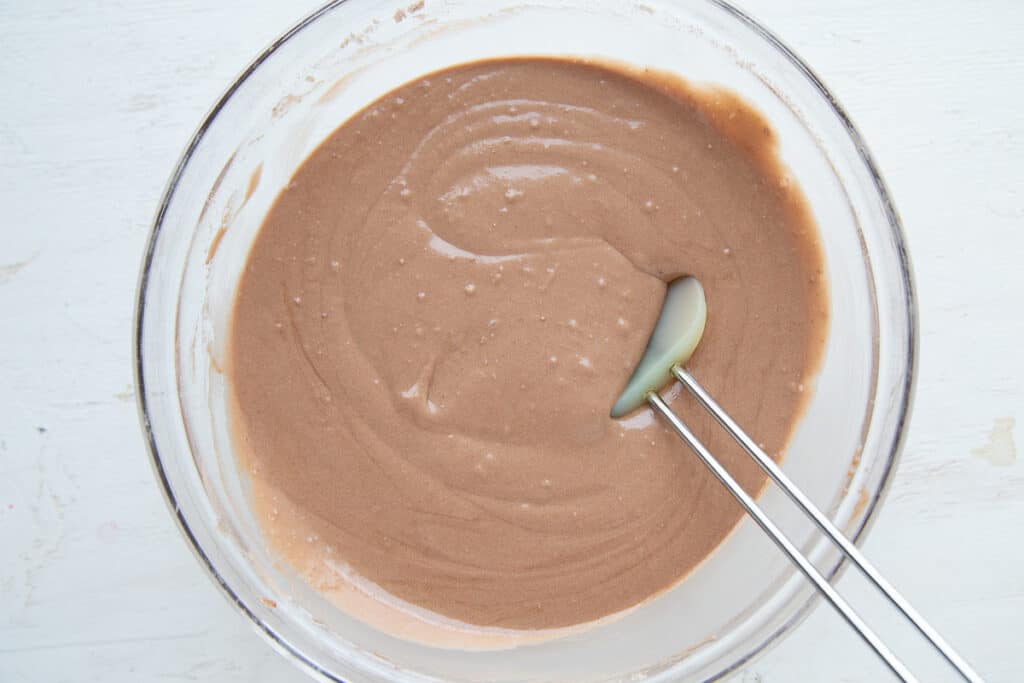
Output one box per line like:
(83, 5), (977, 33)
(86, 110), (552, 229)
(610, 276), (706, 417)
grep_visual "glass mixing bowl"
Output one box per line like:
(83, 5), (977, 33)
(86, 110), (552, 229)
(134, 1), (915, 680)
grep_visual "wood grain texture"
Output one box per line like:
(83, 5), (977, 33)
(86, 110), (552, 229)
(0, 1), (1019, 681)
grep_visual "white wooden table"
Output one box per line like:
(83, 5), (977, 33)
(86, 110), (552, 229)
(1, 2), (1020, 681)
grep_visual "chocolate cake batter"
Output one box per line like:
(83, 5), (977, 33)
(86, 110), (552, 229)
(228, 58), (828, 633)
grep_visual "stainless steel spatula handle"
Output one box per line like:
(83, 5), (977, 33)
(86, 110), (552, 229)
(646, 370), (983, 683)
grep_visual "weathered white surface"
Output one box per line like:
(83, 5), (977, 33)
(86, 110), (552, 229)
(0, 1), (1019, 681)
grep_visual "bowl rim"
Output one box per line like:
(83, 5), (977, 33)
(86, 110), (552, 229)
(133, 1), (917, 680)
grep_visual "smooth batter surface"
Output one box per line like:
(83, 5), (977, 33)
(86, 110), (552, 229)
(228, 58), (828, 632)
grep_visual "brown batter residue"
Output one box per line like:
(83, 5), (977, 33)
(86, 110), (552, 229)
(228, 58), (828, 632)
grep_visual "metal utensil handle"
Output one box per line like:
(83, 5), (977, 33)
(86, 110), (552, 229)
(647, 391), (919, 681)
(671, 366), (983, 683)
